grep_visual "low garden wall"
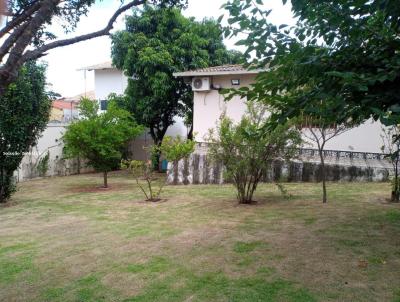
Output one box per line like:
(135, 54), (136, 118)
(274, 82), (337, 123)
(167, 146), (392, 185)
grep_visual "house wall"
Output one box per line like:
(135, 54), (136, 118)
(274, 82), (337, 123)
(94, 69), (129, 100)
(193, 74), (386, 154)
(94, 68), (188, 159)
(49, 107), (63, 122)
(194, 74), (253, 141)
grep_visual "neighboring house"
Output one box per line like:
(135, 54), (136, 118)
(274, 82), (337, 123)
(50, 100), (79, 122)
(168, 65), (392, 184)
(50, 91), (95, 122)
(173, 65), (385, 153)
(80, 61), (188, 160)
(80, 62), (129, 111)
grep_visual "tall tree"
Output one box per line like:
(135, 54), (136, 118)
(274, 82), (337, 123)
(0, 0), (187, 96)
(0, 62), (51, 203)
(111, 6), (243, 169)
(222, 0), (400, 133)
(222, 0), (400, 199)
(63, 98), (143, 188)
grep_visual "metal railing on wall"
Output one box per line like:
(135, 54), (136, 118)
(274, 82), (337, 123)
(195, 142), (387, 161)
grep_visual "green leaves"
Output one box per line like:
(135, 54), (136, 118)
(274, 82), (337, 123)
(222, 0), (400, 133)
(111, 6), (243, 146)
(63, 98), (143, 174)
(158, 135), (195, 162)
(0, 62), (51, 202)
(206, 102), (301, 204)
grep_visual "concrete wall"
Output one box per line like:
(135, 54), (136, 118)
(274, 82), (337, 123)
(15, 123), (91, 182)
(193, 74), (386, 153)
(167, 146), (392, 185)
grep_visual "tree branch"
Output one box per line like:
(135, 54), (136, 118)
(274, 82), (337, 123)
(22, 0), (145, 61)
(0, 0), (42, 39)
(0, 21), (31, 61)
(0, 0), (60, 87)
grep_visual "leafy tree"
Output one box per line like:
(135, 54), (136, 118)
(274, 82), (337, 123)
(222, 0), (400, 138)
(206, 103), (301, 204)
(0, 62), (51, 203)
(111, 6), (243, 169)
(381, 125), (400, 202)
(63, 98), (143, 188)
(0, 0), (187, 96)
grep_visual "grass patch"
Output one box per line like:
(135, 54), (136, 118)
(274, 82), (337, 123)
(124, 270), (315, 302)
(233, 241), (267, 254)
(125, 257), (171, 274)
(0, 174), (398, 301)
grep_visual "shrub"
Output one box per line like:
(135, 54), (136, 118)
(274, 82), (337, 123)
(206, 102), (301, 204)
(122, 136), (195, 201)
(36, 151), (50, 177)
(121, 160), (165, 202)
(158, 135), (196, 164)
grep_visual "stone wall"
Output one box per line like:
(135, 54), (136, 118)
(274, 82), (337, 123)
(167, 146), (392, 185)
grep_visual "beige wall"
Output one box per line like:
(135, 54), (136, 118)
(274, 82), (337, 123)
(194, 74), (254, 141)
(193, 74), (386, 153)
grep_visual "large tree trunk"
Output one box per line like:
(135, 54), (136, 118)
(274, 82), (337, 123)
(103, 171), (108, 188)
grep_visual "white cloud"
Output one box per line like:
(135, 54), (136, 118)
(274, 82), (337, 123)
(44, 0), (294, 97)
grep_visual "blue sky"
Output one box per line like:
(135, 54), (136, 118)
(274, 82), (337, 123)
(43, 0), (294, 97)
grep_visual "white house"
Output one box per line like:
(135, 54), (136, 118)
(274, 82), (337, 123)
(173, 65), (385, 154)
(79, 61), (188, 161)
(81, 61), (187, 134)
(169, 65), (391, 184)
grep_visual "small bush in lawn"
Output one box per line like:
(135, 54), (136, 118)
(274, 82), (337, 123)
(123, 136), (195, 201)
(207, 102), (301, 204)
(122, 160), (165, 202)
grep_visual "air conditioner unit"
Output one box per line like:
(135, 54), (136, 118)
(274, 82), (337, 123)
(192, 77), (211, 91)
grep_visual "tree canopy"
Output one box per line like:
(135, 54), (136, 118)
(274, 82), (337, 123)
(63, 98), (143, 188)
(111, 5), (243, 154)
(0, 61), (51, 202)
(222, 0), (400, 130)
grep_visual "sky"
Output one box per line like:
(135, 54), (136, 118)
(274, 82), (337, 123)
(43, 0), (295, 97)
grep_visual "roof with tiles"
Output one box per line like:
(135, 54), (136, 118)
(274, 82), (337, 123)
(78, 61), (114, 71)
(173, 64), (265, 77)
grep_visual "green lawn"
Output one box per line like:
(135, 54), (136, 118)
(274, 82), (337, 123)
(0, 172), (399, 302)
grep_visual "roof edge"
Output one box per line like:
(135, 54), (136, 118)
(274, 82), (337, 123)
(173, 67), (265, 78)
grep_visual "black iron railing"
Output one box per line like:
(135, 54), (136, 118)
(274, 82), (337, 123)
(298, 148), (387, 160)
